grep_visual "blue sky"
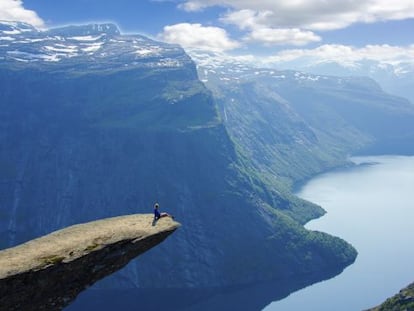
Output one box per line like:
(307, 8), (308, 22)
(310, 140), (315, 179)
(1, 0), (414, 69)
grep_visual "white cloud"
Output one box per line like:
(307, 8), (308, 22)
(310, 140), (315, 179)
(244, 28), (321, 46)
(262, 44), (414, 68)
(177, 1), (207, 11)
(180, 0), (414, 30)
(221, 9), (321, 46)
(220, 9), (272, 30)
(158, 23), (240, 52)
(179, 0), (414, 46)
(0, 0), (44, 28)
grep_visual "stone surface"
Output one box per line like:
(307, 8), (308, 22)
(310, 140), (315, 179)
(0, 214), (179, 311)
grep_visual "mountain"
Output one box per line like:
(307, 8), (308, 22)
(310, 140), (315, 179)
(190, 51), (414, 190)
(272, 58), (414, 105)
(0, 21), (186, 70)
(0, 22), (356, 309)
(0, 215), (179, 311)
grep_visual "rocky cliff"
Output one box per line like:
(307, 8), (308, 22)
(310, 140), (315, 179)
(0, 214), (179, 311)
(0, 21), (357, 308)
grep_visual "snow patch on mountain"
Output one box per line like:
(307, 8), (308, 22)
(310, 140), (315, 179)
(68, 35), (105, 41)
(0, 22), (192, 70)
(189, 49), (337, 86)
(188, 49), (414, 104)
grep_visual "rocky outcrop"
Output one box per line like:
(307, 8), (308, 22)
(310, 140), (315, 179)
(0, 214), (179, 311)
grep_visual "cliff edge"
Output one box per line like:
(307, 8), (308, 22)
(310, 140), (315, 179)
(0, 214), (179, 311)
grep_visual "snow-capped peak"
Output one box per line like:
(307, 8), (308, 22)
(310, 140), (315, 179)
(0, 22), (190, 70)
(188, 49), (337, 85)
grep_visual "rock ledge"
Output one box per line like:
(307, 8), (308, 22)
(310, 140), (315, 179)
(0, 214), (179, 311)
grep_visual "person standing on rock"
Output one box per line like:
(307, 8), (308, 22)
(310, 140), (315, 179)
(153, 203), (172, 220)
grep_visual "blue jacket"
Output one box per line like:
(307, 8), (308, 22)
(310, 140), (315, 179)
(154, 209), (161, 220)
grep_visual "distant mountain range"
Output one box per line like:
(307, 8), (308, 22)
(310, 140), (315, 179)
(189, 49), (414, 104)
(1, 22), (413, 310)
(190, 50), (414, 188)
(269, 58), (414, 105)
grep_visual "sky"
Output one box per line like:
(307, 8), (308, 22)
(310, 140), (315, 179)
(1, 0), (414, 69)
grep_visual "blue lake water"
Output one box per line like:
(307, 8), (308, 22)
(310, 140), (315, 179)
(264, 155), (414, 311)
(68, 155), (414, 311)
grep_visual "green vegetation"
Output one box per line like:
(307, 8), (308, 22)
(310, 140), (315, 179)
(85, 243), (101, 252)
(205, 70), (414, 196)
(0, 48), (367, 289)
(0, 62), (358, 288)
(371, 283), (414, 311)
(39, 255), (65, 267)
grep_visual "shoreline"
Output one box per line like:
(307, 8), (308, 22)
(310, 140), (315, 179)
(266, 155), (414, 311)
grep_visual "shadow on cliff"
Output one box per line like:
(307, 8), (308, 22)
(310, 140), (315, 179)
(66, 268), (341, 311)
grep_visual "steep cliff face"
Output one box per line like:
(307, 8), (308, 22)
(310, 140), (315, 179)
(0, 22), (356, 295)
(192, 52), (414, 189)
(0, 215), (179, 311)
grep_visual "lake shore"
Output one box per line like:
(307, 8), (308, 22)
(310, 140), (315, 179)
(265, 155), (414, 311)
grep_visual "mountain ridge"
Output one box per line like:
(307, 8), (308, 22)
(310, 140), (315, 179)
(188, 49), (414, 104)
(0, 21), (188, 72)
(192, 50), (414, 191)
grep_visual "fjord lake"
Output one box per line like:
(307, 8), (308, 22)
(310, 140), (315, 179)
(265, 155), (414, 311)
(67, 155), (414, 311)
